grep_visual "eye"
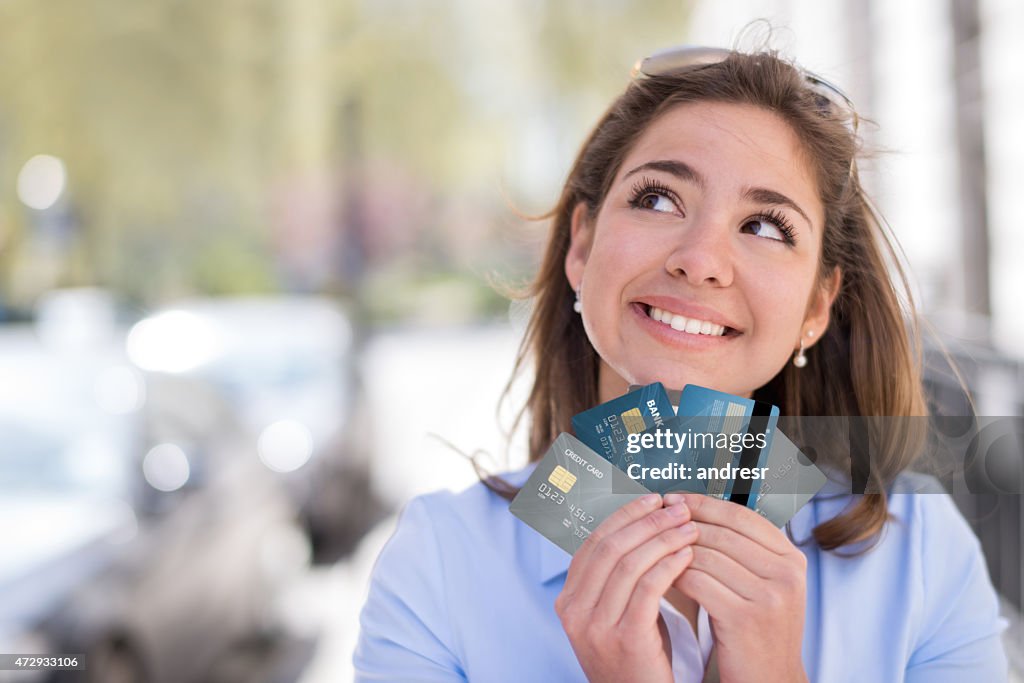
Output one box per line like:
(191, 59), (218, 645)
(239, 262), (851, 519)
(636, 192), (675, 213)
(627, 177), (682, 215)
(741, 209), (797, 245)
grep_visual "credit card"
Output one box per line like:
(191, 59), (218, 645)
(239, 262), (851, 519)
(611, 413), (737, 497)
(509, 433), (651, 555)
(675, 384), (779, 508)
(754, 428), (828, 527)
(571, 382), (674, 466)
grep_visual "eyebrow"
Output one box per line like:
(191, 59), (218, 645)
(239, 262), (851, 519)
(742, 187), (812, 229)
(622, 159), (813, 231)
(623, 160), (706, 191)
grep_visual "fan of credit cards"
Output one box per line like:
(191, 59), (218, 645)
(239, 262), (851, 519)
(510, 382), (828, 555)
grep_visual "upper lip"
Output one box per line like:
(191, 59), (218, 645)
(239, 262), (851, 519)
(635, 295), (743, 332)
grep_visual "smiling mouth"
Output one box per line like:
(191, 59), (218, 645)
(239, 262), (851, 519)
(642, 304), (738, 337)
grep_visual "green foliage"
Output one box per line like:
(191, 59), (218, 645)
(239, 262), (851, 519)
(0, 0), (691, 316)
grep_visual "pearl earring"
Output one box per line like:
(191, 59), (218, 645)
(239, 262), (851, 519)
(573, 289), (582, 314)
(793, 330), (814, 368)
(793, 341), (807, 368)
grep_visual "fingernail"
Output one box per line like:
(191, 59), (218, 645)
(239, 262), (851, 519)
(643, 493), (661, 506)
(667, 503), (689, 517)
(680, 521), (697, 534)
(676, 546), (693, 558)
(664, 492), (684, 505)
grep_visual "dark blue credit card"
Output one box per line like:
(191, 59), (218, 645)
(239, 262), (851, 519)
(571, 382), (674, 466)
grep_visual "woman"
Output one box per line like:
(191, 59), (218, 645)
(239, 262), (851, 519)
(353, 47), (1007, 682)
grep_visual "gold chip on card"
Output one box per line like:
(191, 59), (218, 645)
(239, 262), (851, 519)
(620, 407), (646, 434)
(548, 465), (577, 493)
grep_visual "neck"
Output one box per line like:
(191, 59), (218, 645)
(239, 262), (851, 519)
(597, 360), (631, 403)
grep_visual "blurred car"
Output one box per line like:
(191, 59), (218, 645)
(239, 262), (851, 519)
(125, 296), (387, 564)
(0, 326), (308, 683)
(0, 334), (136, 683)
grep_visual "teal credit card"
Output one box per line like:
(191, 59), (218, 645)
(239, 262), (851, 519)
(674, 384), (779, 508)
(601, 385), (779, 507)
(509, 433), (651, 555)
(571, 382), (674, 466)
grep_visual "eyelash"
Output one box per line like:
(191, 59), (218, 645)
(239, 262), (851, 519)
(627, 177), (798, 246)
(627, 177), (681, 212)
(751, 208), (798, 246)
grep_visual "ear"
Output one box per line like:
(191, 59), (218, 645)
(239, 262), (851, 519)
(802, 266), (841, 348)
(564, 202), (595, 290)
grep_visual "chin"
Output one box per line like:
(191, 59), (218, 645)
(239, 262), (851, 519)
(615, 363), (705, 394)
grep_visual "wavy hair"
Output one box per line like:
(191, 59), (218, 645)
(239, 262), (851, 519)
(491, 50), (927, 551)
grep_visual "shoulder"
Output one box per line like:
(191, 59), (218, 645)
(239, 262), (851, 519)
(364, 463), (542, 607)
(884, 472), (987, 574)
(800, 471), (980, 554)
(391, 464), (535, 551)
(805, 472), (992, 583)
(889, 475), (1008, 675)
(887, 476), (1002, 611)
(799, 473), (1007, 678)
(354, 465), (540, 681)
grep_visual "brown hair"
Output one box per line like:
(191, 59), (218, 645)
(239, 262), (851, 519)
(492, 50), (927, 551)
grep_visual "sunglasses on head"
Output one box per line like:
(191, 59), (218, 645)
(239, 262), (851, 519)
(631, 45), (860, 136)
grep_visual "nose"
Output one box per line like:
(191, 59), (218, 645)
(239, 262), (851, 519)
(664, 217), (735, 287)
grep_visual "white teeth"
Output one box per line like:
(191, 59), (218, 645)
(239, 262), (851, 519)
(646, 306), (727, 336)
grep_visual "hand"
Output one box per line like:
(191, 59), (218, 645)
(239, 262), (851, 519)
(555, 493), (699, 683)
(667, 492), (809, 683)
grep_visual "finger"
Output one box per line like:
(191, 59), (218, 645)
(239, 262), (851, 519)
(564, 493), (661, 593)
(592, 521), (698, 625)
(566, 502), (693, 612)
(667, 493), (792, 555)
(673, 564), (747, 621)
(571, 493), (662, 569)
(686, 544), (762, 601)
(691, 521), (779, 580)
(619, 545), (696, 632)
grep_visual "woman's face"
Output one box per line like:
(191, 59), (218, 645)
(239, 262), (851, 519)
(565, 102), (839, 401)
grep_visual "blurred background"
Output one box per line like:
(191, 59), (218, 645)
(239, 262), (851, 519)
(0, 0), (1021, 681)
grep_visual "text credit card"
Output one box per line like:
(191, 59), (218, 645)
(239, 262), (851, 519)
(509, 433), (650, 555)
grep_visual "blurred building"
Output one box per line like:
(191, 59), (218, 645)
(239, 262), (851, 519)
(687, 0), (1024, 354)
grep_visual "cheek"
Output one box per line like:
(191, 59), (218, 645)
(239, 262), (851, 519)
(744, 267), (818, 341)
(585, 222), (655, 288)
(585, 217), (665, 280)
(579, 220), (660, 341)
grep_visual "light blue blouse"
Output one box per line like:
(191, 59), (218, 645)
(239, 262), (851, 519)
(354, 465), (1008, 682)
